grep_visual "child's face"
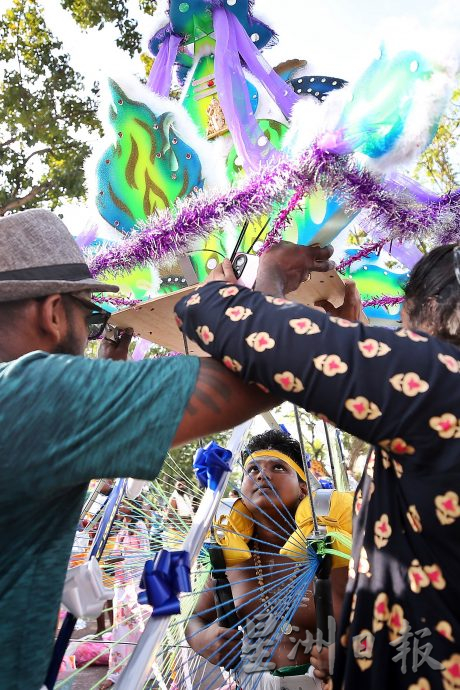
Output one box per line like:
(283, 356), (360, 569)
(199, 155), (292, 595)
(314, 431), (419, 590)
(241, 455), (305, 514)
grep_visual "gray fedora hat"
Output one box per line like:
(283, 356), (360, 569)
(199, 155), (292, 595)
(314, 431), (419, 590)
(0, 209), (119, 302)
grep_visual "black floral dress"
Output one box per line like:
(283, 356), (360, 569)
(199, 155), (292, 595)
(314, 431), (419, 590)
(176, 282), (460, 690)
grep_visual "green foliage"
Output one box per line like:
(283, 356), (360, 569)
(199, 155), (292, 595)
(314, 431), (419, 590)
(280, 406), (327, 471)
(0, 0), (102, 215)
(339, 431), (369, 478)
(304, 437), (326, 461)
(346, 226), (368, 247)
(414, 86), (460, 192)
(140, 51), (154, 78)
(163, 430), (232, 484)
(0, 0), (160, 216)
(84, 338), (167, 358)
(59, 0), (157, 57)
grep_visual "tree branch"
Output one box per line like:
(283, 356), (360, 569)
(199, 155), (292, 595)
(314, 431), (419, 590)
(22, 147), (53, 166)
(0, 183), (49, 216)
(0, 136), (19, 149)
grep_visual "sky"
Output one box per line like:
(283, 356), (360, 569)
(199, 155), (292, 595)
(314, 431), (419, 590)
(15, 0), (454, 235)
(36, 0), (460, 84)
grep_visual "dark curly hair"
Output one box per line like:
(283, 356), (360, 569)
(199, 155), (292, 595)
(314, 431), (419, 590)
(242, 429), (305, 481)
(404, 244), (460, 347)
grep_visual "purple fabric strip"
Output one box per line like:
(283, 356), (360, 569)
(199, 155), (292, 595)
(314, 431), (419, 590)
(229, 11), (298, 119)
(382, 241), (423, 269)
(386, 173), (460, 205)
(213, 7), (281, 172)
(75, 224), (97, 249)
(147, 33), (182, 96)
(132, 337), (152, 361)
(385, 173), (444, 204)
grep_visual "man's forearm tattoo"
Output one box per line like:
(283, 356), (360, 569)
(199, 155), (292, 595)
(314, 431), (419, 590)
(186, 360), (233, 416)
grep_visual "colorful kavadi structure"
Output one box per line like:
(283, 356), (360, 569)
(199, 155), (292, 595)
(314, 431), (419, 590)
(87, 0), (460, 330)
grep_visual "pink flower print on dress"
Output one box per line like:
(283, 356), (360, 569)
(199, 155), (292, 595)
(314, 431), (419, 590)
(438, 353), (460, 373)
(374, 514), (392, 549)
(274, 371), (304, 393)
(222, 355), (243, 373)
(395, 329), (428, 342)
(289, 317), (321, 335)
(346, 396), (382, 421)
(389, 372), (429, 397)
(435, 491), (460, 525)
(246, 331), (275, 352)
(429, 413), (460, 439)
(186, 293), (201, 306)
(196, 325), (214, 345)
(313, 353), (348, 377)
(358, 339), (391, 358)
(219, 285), (239, 298)
(225, 306), (252, 321)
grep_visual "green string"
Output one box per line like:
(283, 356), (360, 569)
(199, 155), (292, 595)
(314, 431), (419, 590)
(307, 531), (352, 561)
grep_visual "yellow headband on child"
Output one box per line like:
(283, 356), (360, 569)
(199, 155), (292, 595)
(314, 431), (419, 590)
(244, 450), (306, 482)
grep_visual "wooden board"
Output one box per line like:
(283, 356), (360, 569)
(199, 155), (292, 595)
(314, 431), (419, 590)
(110, 285), (208, 356)
(109, 270), (347, 355)
(286, 269), (345, 307)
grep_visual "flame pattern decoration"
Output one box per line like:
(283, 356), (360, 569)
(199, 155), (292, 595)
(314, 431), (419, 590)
(96, 80), (204, 235)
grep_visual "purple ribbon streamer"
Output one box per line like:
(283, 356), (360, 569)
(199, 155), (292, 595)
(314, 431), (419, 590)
(75, 225), (97, 250)
(382, 241), (423, 269)
(229, 11), (298, 119)
(147, 33), (182, 96)
(132, 337), (152, 361)
(385, 173), (460, 205)
(213, 8), (282, 172)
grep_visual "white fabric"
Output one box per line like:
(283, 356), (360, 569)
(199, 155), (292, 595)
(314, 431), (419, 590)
(170, 489), (194, 517)
(237, 668), (322, 690)
(71, 529), (89, 554)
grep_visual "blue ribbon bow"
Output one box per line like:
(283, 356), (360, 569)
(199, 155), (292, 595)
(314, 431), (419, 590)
(138, 549), (191, 616)
(193, 441), (233, 490)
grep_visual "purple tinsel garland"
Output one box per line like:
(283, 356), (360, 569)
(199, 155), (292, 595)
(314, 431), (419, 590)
(258, 179), (314, 255)
(93, 296), (142, 308)
(362, 295), (405, 308)
(336, 240), (386, 272)
(89, 143), (460, 279)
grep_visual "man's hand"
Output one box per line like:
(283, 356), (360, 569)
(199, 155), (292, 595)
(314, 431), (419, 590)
(98, 327), (134, 361)
(204, 258), (237, 284)
(315, 279), (363, 322)
(255, 241), (335, 297)
(310, 643), (334, 684)
(190, 622), (242, 669)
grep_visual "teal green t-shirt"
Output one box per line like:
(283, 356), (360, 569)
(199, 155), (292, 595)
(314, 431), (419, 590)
(0, 351), (199, 690)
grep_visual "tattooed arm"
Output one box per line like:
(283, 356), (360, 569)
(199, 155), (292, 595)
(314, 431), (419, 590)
(172, 358), (279, 446)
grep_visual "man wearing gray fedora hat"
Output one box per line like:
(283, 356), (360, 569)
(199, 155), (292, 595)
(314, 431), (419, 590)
(0, 209), (283, 690)
(0, 209), (334, 689)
